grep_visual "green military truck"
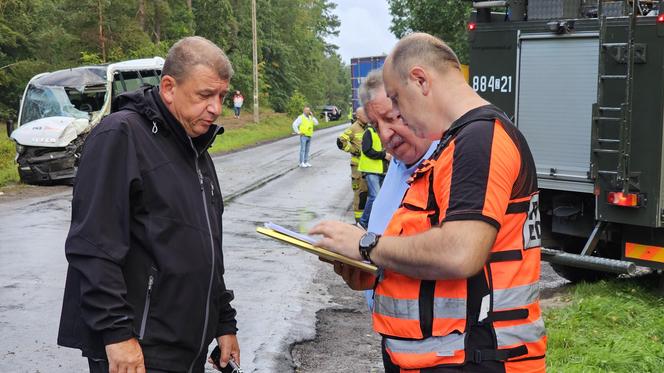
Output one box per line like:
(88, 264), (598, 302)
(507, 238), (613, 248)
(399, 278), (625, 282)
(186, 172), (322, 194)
(468, 0), (664, 281)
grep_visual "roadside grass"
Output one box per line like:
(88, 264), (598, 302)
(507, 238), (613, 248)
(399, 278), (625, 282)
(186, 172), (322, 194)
(210, 113), (345, 154)
(545, 276), (664, 372)
(0, 133), (20, 187)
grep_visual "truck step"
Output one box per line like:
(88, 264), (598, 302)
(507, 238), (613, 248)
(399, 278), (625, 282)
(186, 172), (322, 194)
(598, 106), (622, 112)
(597, 170), (619, 175)
(541, 248), (636, 275)
(597, 138), (621, 143)
(602, 42), (628, 48)
(600, 74), (628, 80)
(593, 148), (620, 154)
(593, 116), (622, 122)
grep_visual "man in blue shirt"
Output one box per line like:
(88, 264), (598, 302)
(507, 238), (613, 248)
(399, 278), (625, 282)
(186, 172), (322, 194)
(359, 69), (438, 307)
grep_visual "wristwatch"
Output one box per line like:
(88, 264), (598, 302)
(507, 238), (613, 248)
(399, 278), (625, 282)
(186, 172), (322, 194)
(359, 232), (381, 263)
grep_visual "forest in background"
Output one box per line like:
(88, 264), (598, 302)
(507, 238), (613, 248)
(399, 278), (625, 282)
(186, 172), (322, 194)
(0, 0), (474, 122)
(0, 0), (350, 120)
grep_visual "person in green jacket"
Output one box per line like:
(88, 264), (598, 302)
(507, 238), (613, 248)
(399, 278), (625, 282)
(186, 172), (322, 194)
(337, 107), (369, 222)
(292, 106), (319, 167)
(357, 122), (390, 228)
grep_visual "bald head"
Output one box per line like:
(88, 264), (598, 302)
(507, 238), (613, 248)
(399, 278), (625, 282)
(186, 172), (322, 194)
(386, 32), (460, 82)
(162, 36), (234, 82)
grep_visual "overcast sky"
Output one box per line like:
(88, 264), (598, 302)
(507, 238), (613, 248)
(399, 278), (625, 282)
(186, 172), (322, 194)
(327, 0), (399, 63)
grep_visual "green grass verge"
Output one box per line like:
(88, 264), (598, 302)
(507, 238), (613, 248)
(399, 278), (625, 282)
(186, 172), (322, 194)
(545, 277), (664, 372)
(0, 133), (20, 186)
(209, 114), (346, 154)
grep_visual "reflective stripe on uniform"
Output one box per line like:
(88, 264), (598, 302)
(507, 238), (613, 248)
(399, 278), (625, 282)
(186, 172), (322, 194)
(433, 298), (467, 319)
(385, 333), (465, 357)
(374, 295), (467, 320)
(493, 282), (539, 310)
(496, 317), (546, 347)
(385, 318), (545, 358)
(375, 284), (537, 324)
(374, 294), (419, 320)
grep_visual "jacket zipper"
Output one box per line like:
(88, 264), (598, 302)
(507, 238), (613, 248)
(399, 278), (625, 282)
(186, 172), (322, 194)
(138, 272), (155, 340)
(187, 139), (217, 373)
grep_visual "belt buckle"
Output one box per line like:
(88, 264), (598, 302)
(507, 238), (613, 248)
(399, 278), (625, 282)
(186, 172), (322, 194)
(472, 350), (483, 364)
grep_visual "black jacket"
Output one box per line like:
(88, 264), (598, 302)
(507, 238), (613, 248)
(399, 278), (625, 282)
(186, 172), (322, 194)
(58, 86), (237, 373)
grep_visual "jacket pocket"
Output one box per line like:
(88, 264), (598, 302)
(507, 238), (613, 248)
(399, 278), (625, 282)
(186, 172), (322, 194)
(138, 265), (158, 340)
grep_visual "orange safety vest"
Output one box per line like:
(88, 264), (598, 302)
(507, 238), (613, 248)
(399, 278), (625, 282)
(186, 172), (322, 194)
(373, 107), (546, 372)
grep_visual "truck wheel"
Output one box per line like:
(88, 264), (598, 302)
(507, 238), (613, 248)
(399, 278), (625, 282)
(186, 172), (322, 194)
(549, 234), (615, 283)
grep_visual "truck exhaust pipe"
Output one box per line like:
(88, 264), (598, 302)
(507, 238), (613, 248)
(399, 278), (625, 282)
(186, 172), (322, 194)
(541, 248), (637, 276)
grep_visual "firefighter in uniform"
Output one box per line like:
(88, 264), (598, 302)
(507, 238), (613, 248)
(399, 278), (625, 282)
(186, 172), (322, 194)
(311, 33), (546, 372)
(337, 107), (369, 222)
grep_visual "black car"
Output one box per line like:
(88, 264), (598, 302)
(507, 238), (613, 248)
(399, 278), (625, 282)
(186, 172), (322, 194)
(319, 105), (341, 121)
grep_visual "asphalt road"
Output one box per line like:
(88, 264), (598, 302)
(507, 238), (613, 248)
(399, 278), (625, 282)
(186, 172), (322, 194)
(0, 123), (566, 372)
(0, 124), (357, 372)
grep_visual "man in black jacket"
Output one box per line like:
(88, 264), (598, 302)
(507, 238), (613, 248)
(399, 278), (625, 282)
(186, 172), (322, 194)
(58, 36), (240, 373)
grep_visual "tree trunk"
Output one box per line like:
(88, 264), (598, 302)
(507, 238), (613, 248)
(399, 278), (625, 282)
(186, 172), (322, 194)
(98, 0), (106, 62)
(137, 0), (146, 31)
(186, 0), (193, 34)
(153, 0), (161, 43)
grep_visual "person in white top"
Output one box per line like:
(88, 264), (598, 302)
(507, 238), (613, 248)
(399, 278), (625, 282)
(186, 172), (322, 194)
(232, 91), (244, 118)
(291, 106), (319, 167)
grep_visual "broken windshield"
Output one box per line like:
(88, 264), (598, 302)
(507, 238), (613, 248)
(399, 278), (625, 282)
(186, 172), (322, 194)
(19, 85), (104, 126)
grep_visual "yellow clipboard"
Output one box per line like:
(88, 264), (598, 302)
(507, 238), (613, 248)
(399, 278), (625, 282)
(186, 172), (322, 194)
(256, 226), (379, 275)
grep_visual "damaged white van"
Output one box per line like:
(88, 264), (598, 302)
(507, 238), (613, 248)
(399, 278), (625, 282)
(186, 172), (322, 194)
(7, 57), (164, 184)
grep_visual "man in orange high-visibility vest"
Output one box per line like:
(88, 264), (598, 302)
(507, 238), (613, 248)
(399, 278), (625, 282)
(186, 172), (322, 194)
(311, 32), (546, 372)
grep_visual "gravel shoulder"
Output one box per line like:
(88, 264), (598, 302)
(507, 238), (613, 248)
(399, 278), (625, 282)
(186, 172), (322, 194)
(0, 183), (70, 204)
(291, 267), (383, 372)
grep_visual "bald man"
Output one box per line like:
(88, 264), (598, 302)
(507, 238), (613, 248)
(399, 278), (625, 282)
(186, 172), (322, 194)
(58, 37), (240, 373)
(312, 33), (545, 372)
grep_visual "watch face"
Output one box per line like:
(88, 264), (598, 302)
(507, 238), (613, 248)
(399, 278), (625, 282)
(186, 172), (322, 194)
(360, 232), (377, 248)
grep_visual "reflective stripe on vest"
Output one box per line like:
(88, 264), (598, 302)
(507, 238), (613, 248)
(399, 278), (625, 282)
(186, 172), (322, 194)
(374, 281), (538, 326)
(496, 317), (546, 347)
(385, 317), (545, 355)
(386, 333), (465, 356)
(374, 294), (466, 320)
(299, 115), (315, 137)
(493, 282), (539, 310)
(358, 127), (384, 174)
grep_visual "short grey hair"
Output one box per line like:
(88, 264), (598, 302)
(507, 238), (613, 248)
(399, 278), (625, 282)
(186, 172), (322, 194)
(162, 36), (234, 82)
(389, 32), (460, 82)
(359, 68), (385, 107)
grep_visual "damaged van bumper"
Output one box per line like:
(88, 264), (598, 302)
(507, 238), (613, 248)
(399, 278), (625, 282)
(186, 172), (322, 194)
(16, 143), (81, 184)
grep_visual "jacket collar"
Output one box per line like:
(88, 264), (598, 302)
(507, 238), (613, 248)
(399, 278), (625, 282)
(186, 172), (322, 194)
(150, 88), (223, 156)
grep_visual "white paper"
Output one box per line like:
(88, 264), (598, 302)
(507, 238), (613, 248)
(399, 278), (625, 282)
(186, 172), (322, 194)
(264, 222), (317, 245)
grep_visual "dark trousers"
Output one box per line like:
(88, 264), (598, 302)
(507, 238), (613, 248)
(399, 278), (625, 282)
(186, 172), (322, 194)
(88, 359), (175, 373)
